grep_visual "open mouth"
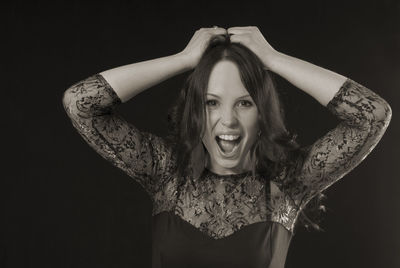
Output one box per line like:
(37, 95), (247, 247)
(215, 135), (242, 156)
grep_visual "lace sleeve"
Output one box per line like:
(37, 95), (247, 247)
(62, 74), (176, 200)
(284, 78), (392, 209)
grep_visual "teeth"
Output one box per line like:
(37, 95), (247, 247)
(218, 134), (240, 141)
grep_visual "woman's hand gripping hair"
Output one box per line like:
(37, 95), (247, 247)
(227, 26), (278, 70)
(180, 26), (227, 69)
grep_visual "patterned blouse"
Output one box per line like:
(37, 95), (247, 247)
(62, 73), (391, 268)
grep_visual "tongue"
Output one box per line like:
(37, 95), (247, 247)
(218, 140), (237, 153)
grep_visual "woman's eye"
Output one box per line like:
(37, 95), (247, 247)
(206, 99), (252, 107)
(206, 100), (218, 106)
(238, 100), (253, 107)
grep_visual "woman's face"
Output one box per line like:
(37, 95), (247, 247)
(202, 60), (259, 175)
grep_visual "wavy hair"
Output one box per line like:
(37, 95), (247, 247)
(166, 34), (325, 231)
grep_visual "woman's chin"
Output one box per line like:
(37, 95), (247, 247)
(215, 158), (240, 169)
(205, 141), (252, 173)
(213, 153), (251, 173)
(210, 147), (253, 173)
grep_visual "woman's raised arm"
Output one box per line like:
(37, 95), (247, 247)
(227, 26), (348, 106)
(62, 28), (226, 200)
(99, 53), (192, 103)
(286, 78), (391, 208)
(62, 73), (177, 200)
(101, 27), (227, 103)
(227, 26), (392, 208)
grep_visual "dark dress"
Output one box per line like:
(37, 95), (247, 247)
(62, 74), (391, 268)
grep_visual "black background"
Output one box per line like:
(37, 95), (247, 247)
(2, 0), (399, 267)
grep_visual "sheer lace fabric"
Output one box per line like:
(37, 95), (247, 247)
(62, 74), (391, 240)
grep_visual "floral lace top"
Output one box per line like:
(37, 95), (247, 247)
(62, 73), (391, 268)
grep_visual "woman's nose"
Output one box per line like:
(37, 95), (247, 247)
(220, 108), (238, 127)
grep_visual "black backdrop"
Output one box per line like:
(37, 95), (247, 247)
(3, 1), (399, 267)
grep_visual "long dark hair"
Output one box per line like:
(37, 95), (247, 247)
(166, 34), (325, 231)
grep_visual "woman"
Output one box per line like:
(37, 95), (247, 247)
(62, 26), (392, 268)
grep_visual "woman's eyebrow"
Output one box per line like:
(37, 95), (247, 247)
(206, 93), (251, 99)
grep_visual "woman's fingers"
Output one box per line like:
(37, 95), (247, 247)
(197, 26), (227, 34)
(181, 26), (227, 68)
(215, 28), (228, 35)
(229, 34), (248, 44)
(196, 27), (227, 44)
(227, 26), (257, 35)
(228, 26), (260, 45)
(211, 26), (227, 32)
(227, 26), (277, 69)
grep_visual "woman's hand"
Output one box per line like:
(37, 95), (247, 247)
(180, 27), (227, 69)
(227, 26), (278, 70)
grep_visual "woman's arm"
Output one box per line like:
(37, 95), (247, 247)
(228, 26), (346, 106)
(228, 26), (392, 207)
(101, 27), (227, 103)
(100, 53), (192, 103)
(265, 51), (347, 106)
(287, 78), (391, 207)
(62, 27), (226, 199)
(62, 74), (176, 199)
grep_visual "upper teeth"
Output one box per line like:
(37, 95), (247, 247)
(218, 135), (240, 141)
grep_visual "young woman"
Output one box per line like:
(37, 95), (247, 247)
(62, 26), (392, 268)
